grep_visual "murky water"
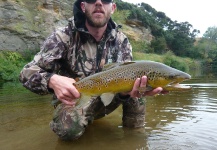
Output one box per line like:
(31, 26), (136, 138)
(0, 76), (217, 150)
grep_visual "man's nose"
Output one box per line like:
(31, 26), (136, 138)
(95, 0), (103, 6)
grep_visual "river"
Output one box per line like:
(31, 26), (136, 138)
(0, 75), (217, 150)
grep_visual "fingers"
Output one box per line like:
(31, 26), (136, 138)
(129, 76), (147, 98)
(69, 86), (80, 99)
(129, 76), (165, 98)
(140, 76), (147, 88)
(60, 86), (80, 100)
(57, 89), (75, 102)
(130, 78), (141, 97)
(49, 74), (81, 105)
(56, 86), (80, 105)
(145, 87), (163, 96)
(160, 90), (169, 95)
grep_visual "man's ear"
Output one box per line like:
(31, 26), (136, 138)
(80, 2), (85, 13)
(111, 3), (116, 14)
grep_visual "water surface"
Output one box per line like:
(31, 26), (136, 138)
(0, 76), (217, 150)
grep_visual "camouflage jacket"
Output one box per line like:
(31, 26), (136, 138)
(19, 18), (133, 96)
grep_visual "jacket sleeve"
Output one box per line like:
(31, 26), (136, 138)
(19, 28), (70, 95)
(116, 31), (133, 62)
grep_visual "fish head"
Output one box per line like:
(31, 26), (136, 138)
(145, 62), (191, 91)
(163, 70), (191, 91)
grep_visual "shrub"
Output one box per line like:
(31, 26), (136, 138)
(131, 40), (153, 53)
(0, 51), (26, 81)
(163, 51), (189, 72)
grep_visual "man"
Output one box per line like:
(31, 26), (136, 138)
(19, 0), (163, 140)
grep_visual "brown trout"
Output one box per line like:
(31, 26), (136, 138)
(73, 61), (191, 106)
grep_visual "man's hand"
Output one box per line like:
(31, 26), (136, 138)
(121, 76), (168, 98)
(48, 74), (80, 105)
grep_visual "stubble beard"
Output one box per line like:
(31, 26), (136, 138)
(85, 10), (111, 28)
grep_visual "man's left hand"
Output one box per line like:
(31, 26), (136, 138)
(121, 76), (168, 98)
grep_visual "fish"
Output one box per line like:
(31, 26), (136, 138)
(73, 60), (191, 106)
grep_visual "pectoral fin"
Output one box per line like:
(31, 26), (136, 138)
(138, 87), (146, 94)
(77, 93), (115, 107)
(76, 94), (92, 107)
(138, 86), (153, 93)
(100, 93), (115, 106)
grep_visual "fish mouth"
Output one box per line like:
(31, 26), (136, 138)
(164, 82), (192, 91)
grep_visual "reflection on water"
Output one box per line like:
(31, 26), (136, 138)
(0, 76), (217, 150)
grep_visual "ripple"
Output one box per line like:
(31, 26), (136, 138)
(147, 112), (217, 149)
(188, 83), (217, 88)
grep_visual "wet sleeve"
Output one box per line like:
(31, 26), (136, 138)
(19, 29), (69, 95)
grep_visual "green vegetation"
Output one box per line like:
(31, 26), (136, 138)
(0, 50), (196, 82)
(113, 0), (217, 73)
(0, 51), (36, 82)
(114, 0), (199, 57)
(133, 51), (198, 73)
(131, 40), (152, 53)
(0, 51), (22, 81)
(1, 1), (217, 82)
(194, 26), (217, 72)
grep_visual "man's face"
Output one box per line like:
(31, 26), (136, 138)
(81, 0), (116, 28)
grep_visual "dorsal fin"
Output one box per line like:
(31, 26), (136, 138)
(102, 61), (135, 71)
(102, 62), (121, 71)
(74, 77), (80, 82)
(120, 61), (135, 66)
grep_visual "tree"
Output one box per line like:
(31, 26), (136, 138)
(164, 21), (199, 56)
(203, 26), (217, 42)
(201, 26), (217, 71)
(115, 1), (200, 57)
(151, 37), (167, 54)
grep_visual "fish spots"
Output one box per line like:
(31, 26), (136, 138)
(74, 60), (191, 95)
(104, 83), (108, 88)
(147, 70), (165, 81)
(167, 74), (176, 80)
(78, 79), (96, 90)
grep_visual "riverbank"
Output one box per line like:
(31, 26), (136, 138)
(0, 50), (201, 82)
